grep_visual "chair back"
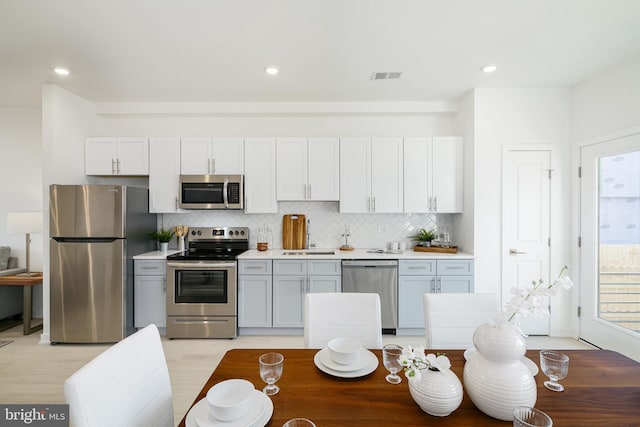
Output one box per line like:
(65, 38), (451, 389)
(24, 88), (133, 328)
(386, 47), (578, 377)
(304, 292), (383, 349)
(64, 324), (174, 427)
(424, 293), (498, 349)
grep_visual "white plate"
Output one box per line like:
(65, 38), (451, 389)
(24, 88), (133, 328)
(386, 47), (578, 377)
(318, 348), (369, 372)
(464, 347), (539, 376)
(314, 348), (379, 378)
(185, 390), (273, 427)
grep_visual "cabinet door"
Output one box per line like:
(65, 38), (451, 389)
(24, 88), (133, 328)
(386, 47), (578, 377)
(437, 259), (474, 276)
(371, 137), (403, 213)
(273, 260), (307, 276)
(339, 137), (371, 213)
(403, 137), (432, 212)
(213, 137), (244, 174)
(238, 275), (272, 327)
(273, 276), (305, 327)
(149, 137), (182, 213)
(308, 138), (340, 201)
(438, 276), (473, 293)
(116, 137), (149, 175)
(308, 260), (341, 276)
(431, 137), (463, 213)
(134, 275), (166, 328)
(244, 138), (278, 213)
(86, 137), (117, 175)
(276, 137), (308, 201)
(398, 275), (434, 328)
(309, 276), (341, 293)
(180, 137), (213, 174)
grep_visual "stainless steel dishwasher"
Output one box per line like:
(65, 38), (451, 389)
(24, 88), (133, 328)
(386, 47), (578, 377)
(341, 260), (398, 333)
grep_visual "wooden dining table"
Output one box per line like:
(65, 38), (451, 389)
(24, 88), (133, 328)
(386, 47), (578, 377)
(178, 348), (640, 426)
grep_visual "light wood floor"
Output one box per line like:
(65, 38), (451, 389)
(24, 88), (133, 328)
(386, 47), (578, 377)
(0, 325), (592, 426)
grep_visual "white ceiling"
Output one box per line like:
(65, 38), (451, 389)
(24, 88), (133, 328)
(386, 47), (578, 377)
(2, 0), (640, 107)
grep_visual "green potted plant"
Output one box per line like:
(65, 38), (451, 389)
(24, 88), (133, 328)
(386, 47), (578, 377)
(149, 227), (174, 251)
(410, 228), (436, 247)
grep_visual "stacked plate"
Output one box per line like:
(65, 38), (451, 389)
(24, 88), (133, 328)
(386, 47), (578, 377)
(185, 380), (273, 427)
(314, 348), (378, 378)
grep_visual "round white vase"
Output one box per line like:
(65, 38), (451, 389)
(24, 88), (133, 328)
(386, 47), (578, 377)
(463, 323), (537, 421)
(159, 242), (169, 252)
(408, 368), (463, 417)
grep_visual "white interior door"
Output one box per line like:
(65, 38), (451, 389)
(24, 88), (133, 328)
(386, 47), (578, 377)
(502, 149), (551, 335)
(580, 133), (640, 361)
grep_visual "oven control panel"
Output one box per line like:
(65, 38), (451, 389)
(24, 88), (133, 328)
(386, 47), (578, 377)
(189, 227), (249, 241)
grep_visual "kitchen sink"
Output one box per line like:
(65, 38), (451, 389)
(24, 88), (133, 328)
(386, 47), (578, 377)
(282, 250), (336, 256)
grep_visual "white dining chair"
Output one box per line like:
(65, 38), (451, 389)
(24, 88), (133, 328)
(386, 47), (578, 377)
(424, 293), (498, 349)
(64, 324), (174, 427)
(304, 292), (383, 349)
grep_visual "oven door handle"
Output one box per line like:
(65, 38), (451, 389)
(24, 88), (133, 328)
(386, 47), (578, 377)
(167, 261), (237, 269)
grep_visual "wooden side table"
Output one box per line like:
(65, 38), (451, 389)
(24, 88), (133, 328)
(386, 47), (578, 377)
(0, 273), (43, 335)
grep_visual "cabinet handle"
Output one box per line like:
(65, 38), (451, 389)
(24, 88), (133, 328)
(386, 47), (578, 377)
(244, 266), (262, 270)
(367, 197), (371, 212)
(434, 196), (437, 212)
(408, 266), (427, 270)
(163, 278), (166, 292)
(437, 277), (442, 293)
(446, 266), (466, 270)
(116, 158), (121, 174)
(212, 158), (216, 174)
(373, 197), (376, 212)
(304, 184), (307, 200)
(430, 277), (436, 293)
(175, 197), (178, 210)
(112, 158), (116, 175)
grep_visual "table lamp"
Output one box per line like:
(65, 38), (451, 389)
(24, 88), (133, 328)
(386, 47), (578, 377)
(6, 211), (42, 277)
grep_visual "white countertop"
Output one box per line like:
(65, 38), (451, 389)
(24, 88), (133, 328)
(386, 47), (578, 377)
(133, 250), (184, 260)
(237, 248), (473, 260)
(134, 248), (473, 260)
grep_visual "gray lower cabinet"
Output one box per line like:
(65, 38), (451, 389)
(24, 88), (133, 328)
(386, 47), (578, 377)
(238, 260), (273, 328)
(273, 259), (341, 328)
(134, 260), (167, 328)
(398, 259), (474, 328)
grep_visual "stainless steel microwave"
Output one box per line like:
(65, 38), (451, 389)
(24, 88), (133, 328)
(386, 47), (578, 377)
(179, 175), (244, 209)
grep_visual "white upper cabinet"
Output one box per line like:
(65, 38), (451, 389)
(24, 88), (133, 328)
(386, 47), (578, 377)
(180, 137), (244, 175)
(244, 137), (277, 213)
(149, 137), (184, 213)
(340, 137), (403, 213)
(85, 137), (149, 175)
(276, 137), (339, 201)
(404, 137), (463, 213)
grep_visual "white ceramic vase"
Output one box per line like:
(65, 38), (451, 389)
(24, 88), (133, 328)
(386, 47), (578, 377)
(408, 368), (463, 417)
(159, 242), (169, 252)
(463, 323), (537, 421)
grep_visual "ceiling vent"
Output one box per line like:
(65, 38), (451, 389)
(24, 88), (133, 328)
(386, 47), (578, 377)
(371, 72), (402, 80)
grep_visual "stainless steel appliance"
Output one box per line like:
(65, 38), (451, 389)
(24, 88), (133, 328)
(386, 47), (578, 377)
(166, 226), (249, 338)
(342, 260), (398, 333)
(179, 175), (244, 210)
(50, 185), (156, 343)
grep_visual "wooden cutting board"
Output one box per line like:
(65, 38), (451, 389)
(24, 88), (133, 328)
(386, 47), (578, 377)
(282, 214), (306, 249)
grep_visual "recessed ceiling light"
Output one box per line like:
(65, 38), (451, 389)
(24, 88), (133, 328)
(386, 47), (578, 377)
(265, 66), (279, 75)
(481, 64), (497, 73)
(54, 67), (70, 76)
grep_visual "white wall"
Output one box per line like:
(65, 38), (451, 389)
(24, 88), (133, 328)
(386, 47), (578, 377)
(0, 106), (43, 317)
(471, 88), (573, 335)
(41, 84), (101, 342)
(570, 54), (640, 343)
(453, 90), (475, 257)
(571, 55), (640, 143)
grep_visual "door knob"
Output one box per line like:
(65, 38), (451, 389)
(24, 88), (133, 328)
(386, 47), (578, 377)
(509, 248), (527, 255)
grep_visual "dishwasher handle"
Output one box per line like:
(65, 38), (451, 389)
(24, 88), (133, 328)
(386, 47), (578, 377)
(342, 260), (398, 268)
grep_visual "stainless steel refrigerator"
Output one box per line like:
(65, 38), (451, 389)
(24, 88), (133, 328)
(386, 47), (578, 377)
(50, 185), (157, 343)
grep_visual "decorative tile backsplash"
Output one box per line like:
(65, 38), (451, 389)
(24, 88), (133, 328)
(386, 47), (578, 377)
(160, 202), (453, 250)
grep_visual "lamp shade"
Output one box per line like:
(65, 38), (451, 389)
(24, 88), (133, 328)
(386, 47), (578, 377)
(6, 211), (43, 234)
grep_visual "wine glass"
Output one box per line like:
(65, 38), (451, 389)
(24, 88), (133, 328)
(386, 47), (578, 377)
(259, 352), (284, 395)
(382, 344), (403, 384)
(539, 350), (569, 392)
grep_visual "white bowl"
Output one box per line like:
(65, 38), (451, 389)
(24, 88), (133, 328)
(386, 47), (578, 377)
(328, 337), (362, 365)
(206, 379), (255, 421)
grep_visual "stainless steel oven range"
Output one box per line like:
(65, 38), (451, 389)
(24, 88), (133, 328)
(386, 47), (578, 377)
(166, 226), (249, 338)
